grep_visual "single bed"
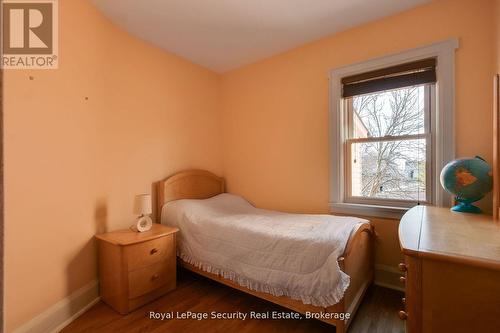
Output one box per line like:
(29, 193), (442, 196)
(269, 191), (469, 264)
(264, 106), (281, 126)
(157, 170), (374, 333)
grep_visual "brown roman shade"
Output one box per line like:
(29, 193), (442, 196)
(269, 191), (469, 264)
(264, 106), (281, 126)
(342, 58), (437, 98)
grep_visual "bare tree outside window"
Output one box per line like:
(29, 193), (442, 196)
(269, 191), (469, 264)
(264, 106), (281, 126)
(348, 86), (429, 202)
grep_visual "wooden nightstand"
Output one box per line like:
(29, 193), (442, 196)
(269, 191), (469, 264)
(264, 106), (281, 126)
(96, 224), (179, 314)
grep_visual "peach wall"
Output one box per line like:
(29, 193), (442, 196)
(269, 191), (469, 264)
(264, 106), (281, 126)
(221, 0), (496, 269)
(4, 0), (499, 331)
(3, 0), (222, 331)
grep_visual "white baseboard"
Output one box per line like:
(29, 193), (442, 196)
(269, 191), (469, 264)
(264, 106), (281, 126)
(375, 263), (400, 274)
(374, 264), (405, 292)
(14, 280), (100, 333)
(374, 280), (405, 292)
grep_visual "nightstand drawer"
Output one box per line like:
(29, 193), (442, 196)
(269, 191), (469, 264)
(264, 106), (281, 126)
(128, 260), (175, 299)
(124, 234), (174, 271)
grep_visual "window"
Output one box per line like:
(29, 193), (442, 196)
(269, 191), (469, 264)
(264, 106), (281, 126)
(329, 40), (457, 218)
(345, 84), (433, 206)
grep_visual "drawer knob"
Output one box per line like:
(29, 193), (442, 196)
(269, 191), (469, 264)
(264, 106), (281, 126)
(398, 263), (407, 272)
(150, 248), (159, 255)
(402, 297), (406, 305)
(151, 274), (160, 281)
(400, 276), (406, 284)
(398, 310), (408, 320)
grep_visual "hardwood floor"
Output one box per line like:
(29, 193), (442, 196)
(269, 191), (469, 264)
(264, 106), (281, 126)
(62, 269), (404, 333)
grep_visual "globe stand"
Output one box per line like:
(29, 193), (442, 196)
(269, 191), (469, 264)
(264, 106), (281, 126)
(451, 201), (482, 214)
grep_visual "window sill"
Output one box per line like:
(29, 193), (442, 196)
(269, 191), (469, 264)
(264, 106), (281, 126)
(329, 202), (409, 219)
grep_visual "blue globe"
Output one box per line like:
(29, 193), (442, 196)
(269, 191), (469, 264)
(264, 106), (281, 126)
(440, 156), (493, 213)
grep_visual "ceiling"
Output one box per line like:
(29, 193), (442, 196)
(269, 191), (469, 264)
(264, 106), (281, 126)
(92, 0), (431, 73)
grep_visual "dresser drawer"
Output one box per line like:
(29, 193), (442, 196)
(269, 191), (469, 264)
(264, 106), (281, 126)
(128, 259), (175, 299)
(124, 234), (174, 271)
(399, 255), (422, 333)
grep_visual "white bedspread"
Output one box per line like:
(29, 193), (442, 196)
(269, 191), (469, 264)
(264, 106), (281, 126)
(161, 193), (368, 307)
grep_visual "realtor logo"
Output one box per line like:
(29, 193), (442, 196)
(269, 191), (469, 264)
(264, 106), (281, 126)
(2, 0), (58, 69)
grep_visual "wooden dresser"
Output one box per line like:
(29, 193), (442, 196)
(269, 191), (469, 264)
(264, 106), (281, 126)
(96, 224), (179, 314)
(399, 205), (500, 333)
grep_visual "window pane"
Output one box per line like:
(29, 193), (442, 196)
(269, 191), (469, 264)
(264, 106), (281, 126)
(352, 86), (426, 138)
(350, 139), (426, 201)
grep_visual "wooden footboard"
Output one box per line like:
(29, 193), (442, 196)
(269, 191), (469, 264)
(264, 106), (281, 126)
(325, 223), (374, 332)
(158, 170), (374, 333)
(179, 223), (374, 333)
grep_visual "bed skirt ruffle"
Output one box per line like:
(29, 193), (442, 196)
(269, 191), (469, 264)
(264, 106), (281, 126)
(179, 252), (350, 308)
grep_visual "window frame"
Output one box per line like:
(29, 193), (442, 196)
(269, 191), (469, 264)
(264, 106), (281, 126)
(329, 39), (458, 219)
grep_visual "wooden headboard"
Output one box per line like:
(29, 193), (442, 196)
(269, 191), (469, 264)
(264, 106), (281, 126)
(157, 170), (225, 217)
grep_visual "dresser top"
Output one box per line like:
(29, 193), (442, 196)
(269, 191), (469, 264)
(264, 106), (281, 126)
(399, 206), (500, 270)
(95, 223), (179, 245)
